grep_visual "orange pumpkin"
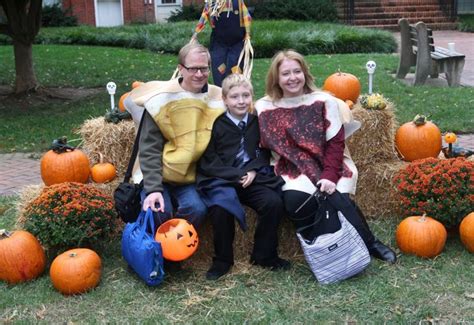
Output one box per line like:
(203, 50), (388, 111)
(396, 214), (447, 258)
(444, 132), (457, 144)
(91, 153), (116, 183)
(50, 248), (101, 295)
(155, 219), (199, 261)
(0, 229), (46, 284)
(460, 212), (474, 253)
(323, 71), (361, 103)
(40, 138), (90, 186)
(132, 81), (144, 89)
(395, 115), (442, 162)
(118, 92), (130, 112)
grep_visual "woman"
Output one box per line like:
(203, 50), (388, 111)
(255, 50), (396, 263)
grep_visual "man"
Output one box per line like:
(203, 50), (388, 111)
(125, 43), (225, 228)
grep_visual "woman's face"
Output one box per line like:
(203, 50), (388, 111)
(278, 58), (305, 98)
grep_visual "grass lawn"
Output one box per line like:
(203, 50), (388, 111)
(0, 196), (473, 323)
(1, 45), (473, 153)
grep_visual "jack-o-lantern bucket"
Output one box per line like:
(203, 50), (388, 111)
(155, 219), (199, 261)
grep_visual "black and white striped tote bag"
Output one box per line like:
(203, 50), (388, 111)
(297, 211), (371, 285)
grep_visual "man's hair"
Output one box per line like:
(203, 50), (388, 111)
(265, 49), (317, 100)
(178, 42), (211, 65)
(221, 73), (254, 98)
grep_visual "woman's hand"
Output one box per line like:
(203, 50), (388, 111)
(143, 192), (165, 213)
(240, 170), (257, 188)
(317, 179), (336, 195)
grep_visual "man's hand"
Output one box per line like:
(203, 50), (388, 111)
(240, 170), (256, 188)
(143, 192), (165, 212)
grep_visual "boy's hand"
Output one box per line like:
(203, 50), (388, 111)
(240, 170), (256, 188)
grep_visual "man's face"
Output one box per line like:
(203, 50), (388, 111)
(178, 49), (210, 93)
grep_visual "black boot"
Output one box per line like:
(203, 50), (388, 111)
(368, 239), (397, 264)
(206, 261), (232, 280)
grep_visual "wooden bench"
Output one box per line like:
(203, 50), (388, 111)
(396, 18), (465, 87)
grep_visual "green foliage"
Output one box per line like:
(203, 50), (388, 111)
(0, 21), (397, 56)
(41, 4), (77, 27)
(458, 14), (474, 32)
(167, 5), (202, 22)
(394, 157), (474, 228)
(23, 182), (117, 250)
(253, 0), (338, 22)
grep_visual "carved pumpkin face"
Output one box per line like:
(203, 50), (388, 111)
(155, 219), (199, 261)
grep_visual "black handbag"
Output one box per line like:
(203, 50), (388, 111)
(114, 114), (145, 223)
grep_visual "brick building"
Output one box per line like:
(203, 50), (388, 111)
(61, 0), (470, 28)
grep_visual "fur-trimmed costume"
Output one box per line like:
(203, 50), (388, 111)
(255, 91), (360, 195)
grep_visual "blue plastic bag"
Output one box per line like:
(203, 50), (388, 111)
(121, 208), (165, 286)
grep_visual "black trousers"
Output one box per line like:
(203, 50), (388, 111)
(208, 184), (284, 266)
(283, 190), (375, 246)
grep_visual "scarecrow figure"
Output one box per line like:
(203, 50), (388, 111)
(192, 0), (253, 86)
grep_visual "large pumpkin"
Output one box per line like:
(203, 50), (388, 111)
(460, 212), (474, 253)
(91, 153), (116, 183)
(395, 115), (442, 161)
(323, 71), (361, 103)
(155, 219), (199, 261)
(396, 215), (447, 258)
(50, 248), (102, 295)
(40, 137), (90, 186)
(0, 229), (46, 284)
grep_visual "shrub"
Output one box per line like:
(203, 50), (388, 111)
(394, 157), (474, 228)
(167, 5), (202, 22)
(253, 0), (338, 22)
(23, 182), (117, 250)
(42, 4), (77, 27)
(458, 14), (474, 32)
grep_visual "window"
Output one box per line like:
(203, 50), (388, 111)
(161, 0), (176, 3)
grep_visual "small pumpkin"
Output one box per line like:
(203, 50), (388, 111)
(460, 212), (474, 253)
(155, 219), (199, 261)
(50, 248), (102, 295)
(395, 115), (442, 161)
(91, 153), (116, 183)
(323, 71), (361, 103)
(40, 137), (90, 186)
(0, 229), (46, 284)
(396, 214), (447, 258)
(118, 92), (130, 112)
(131, 81), (144, 89)
(444, 132), (457, 144)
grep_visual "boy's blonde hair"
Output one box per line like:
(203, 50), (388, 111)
(221, 73), (254, 98)
(265, 49), (317, 100)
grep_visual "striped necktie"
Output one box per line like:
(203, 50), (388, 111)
(233, 120), (246, 168)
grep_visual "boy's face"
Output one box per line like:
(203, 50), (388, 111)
(224, 85), (253, 120)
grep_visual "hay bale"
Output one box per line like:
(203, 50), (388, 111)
(347, 102), (399, 166)
(353, 160), (407, 218)
(76, 117), (135, 178)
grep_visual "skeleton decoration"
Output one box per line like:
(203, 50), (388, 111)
(106, 81), (117, 110)
(366, 61), (376, 94)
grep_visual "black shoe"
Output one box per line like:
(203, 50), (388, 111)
(206, 261), (232, 280)
(164, 260), (182, 272)
(252, 257), (291, 271)
(368, 240), (397, 264)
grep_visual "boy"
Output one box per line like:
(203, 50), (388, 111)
(197, 74), (290, 280)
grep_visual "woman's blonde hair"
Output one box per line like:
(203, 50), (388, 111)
(265, 49), (317, 100)
(221, 73), (254, 97)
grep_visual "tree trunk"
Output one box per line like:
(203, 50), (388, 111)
(13, 39), (38, 93)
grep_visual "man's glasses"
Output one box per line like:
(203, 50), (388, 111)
(181, 64), (210, 74)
